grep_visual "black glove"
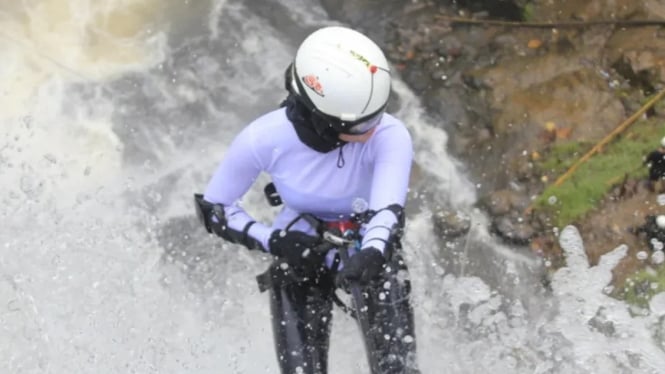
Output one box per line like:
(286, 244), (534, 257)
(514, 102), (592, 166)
(336, 247), (385, 287)
(269, 230), (325, 271)
(194, 194), (264, 250)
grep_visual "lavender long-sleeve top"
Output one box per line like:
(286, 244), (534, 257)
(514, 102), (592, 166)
(203, 108), (413, 262)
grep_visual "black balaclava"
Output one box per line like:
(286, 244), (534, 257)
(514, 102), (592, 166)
(280, 64), (346, 153)
(281, 94), (346, 153)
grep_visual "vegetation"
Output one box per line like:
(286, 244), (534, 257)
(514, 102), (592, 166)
(619, 265), (665, 308)
(530, 118), (665, 307)
(532, 118), (663, 227)
(521, 2), (535, 21)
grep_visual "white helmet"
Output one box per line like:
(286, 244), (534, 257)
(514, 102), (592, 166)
(657, 215), (665, 229)
(660, 136), (665, 148)
(289, 26), (391, 134)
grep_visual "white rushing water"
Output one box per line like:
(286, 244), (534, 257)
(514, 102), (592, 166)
(2, 1), (665, 373)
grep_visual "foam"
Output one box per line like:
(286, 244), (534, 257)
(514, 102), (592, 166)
(0, 0), (166, 119)
(0, 0), (170, 221)
(3, 1), (665, 373)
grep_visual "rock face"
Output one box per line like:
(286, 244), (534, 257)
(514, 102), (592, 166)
(320, 0), (665, 284)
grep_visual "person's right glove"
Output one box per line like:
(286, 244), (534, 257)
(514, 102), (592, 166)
(268, 230), (325, 271)
(336, 247), (385, 288)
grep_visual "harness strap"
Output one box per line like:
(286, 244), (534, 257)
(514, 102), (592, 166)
(256, 213), (370, 319)
(255, 258), (360, 320)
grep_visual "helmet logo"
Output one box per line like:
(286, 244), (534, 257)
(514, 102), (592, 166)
(350, 50), (378, 74)
(302, 75), (325, 97)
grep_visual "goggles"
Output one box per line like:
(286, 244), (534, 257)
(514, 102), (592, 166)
(347, 112), (384, 134)
(311, 108), (384, 135)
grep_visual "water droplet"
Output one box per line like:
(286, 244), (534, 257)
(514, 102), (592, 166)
(352, 198), (369, 213)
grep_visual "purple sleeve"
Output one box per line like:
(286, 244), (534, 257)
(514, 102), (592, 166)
(361, 125), (413, 252)
(203, 125), (274, 250)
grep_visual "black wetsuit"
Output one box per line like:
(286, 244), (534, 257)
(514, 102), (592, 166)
(645, 149), (665, 181)
(268, 250), (419, 373)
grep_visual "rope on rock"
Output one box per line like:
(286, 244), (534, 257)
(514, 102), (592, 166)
(522, 89), (665, 215)
(553, 88), (665, 187)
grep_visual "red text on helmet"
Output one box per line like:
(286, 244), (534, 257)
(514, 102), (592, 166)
(302, 75), (324, 97)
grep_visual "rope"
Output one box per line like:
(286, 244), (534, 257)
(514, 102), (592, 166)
(437, 16), (665, 29)
(553, 88), (665, 187)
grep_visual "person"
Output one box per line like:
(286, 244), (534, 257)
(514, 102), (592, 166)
(633, 214), (665, 251)
(195, 26), (420, 374)
(644, 136), (665, 193)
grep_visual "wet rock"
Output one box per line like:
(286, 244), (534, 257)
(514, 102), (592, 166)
(480, 189), (537, 245)
(464, 66), (625, 193)
(436, 35), (464, 60)
(491, 214), (536, 246)
(465, 53), (600, 110)
(432, 210), (472, 239)
(478, 189), (530, 217)
(491, 67), (625, 140)
(453, 0), (525, 20)
(424, 87), (470, 128)
(606, 27), (665, 88)
(320, 0), (430, 45)
(490, 33), (520, 52)
(400, 64), (433, 93)
(588, 307), (616, 337)
(532, 0), (665, 21)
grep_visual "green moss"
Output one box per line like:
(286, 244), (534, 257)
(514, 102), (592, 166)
(656, 99), (665, 113)
(537, 140), (590, 174)
(522, 2), (535, 22)
(618, 265), (665, 308)
(532, 119), (663, 227)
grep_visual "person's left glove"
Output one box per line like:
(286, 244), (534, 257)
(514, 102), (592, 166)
(336, 247), (385, 288)
(269, 230), (325, 271)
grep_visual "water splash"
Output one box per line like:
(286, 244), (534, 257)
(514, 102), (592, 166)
(546, 226), (665, 373)
(3, 1), (665, 373)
